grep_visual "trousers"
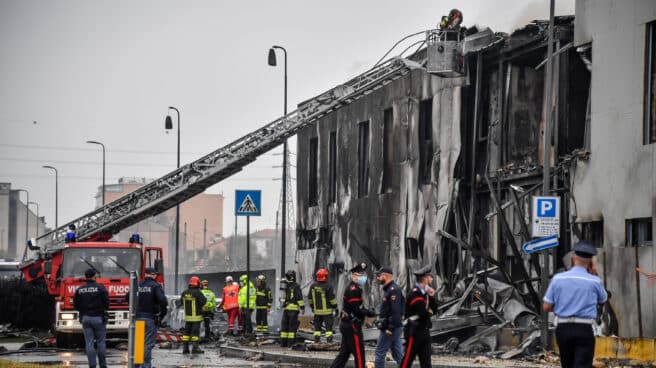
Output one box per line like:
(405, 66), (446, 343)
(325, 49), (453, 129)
(330, 322), (365, 368)
(256, 308), (268, 333)
(225, 308), (240, 334)
(280, 310), (300, 343)
(374, 326), (404, 368)
(556, 323), (595, 368)
(313, 314), (335, 338)
(81, 315), (107, 368)
(182, 321), (201, 342)
(241, 309), (253, 334)
(400, 327), (431, 368)
(136, 318), (156, 368)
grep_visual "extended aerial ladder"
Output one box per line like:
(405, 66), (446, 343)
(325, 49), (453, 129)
(21, 57), (422, 265)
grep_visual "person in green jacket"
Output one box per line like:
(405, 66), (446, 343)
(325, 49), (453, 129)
(200, 279), (216, 340)
(238, 274), (256, 335)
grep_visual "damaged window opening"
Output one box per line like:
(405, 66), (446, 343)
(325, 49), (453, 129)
(308, 137), (318, 206)
(329, 131), (337, 203)
(580, 220), (604, 248)
(358, 120), (370, 198)
(645, 20), (656, 144)
(626, 217), (653, 247)
(381, 108), (394, 193)
(419, 98), (433, 184)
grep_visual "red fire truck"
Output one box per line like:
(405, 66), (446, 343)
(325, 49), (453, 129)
(20, 236), (164, 347)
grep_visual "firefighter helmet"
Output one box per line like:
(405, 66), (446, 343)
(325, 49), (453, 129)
(189, 276), (201, 287)
(240, 274), (248, 283)
(201, 279), (209, 286)
(285, 270), (296, 282)
(316, 268), (329, 282)
(256, 274), (266, 282)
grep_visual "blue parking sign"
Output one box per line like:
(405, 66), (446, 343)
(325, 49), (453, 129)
(532, 196), (560, 237)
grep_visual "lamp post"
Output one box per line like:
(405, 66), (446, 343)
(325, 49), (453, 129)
(28, 201), (39, 238)
(268, 45), (288, 282)
(42, 165), (58, 228)
(165, 106), (181, 294)
(15, 189), (29, 246)
(86, 140), (106, 206)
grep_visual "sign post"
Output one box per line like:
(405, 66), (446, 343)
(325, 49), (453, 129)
(235, 190), (261, 315)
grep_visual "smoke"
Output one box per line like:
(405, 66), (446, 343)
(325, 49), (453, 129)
(466, 0), (575, 34)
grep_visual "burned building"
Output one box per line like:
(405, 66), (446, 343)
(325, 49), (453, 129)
(295, 1), (656, 340)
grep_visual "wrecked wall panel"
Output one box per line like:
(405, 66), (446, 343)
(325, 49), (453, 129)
(604, 247), (640, 337)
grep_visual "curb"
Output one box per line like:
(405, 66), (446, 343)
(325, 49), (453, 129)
(217, 345), (490, 368)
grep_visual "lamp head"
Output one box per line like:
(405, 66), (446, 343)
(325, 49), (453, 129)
(165, 115), (173, 130)
(268, 48), (277, 66)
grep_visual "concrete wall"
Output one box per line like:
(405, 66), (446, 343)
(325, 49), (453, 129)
(574, 0), (656, 337)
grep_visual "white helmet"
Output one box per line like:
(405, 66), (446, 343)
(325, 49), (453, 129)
(225, 275), (233, 283)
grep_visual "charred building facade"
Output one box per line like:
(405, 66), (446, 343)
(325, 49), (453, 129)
(295, 1), (656, 339)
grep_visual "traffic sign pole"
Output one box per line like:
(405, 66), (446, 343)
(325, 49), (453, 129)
(235, 190), (261, 320)
(246, 216), (250, 311)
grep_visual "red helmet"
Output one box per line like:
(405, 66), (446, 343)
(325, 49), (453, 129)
(189, 276), (201, 287)
(316, 268), (329, 282)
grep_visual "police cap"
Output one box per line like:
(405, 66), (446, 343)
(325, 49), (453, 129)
(350, 262), (368, 274)
(375, 266), (393, 275)
(573, 241), (597, 258)
(413, 264), (432, 278)
(144, 267), (157, 275)
(85, 269), (97, 278)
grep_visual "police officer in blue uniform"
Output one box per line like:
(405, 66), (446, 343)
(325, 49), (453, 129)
(374, 266), (405, 368)
(136, 267), (167, 368)
(73, 269), (110, 368)
(543, 241), (608, 368)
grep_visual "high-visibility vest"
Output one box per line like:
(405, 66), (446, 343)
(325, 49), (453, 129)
(222, 283), (239, 310)
(201, 288), (216, 312)
(238, 281), (257, 310)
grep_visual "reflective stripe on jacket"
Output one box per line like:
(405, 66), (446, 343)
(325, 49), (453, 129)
(181, 287), (207, 322)
(201, 288), (216, 312)
(309, 282), (337, 316)
(256, 284), (273, 309)
(238, 281), (257, 310)
(283, 282), (305, 311)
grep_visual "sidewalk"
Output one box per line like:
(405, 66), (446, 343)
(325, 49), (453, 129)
(217, 342), (556, 368)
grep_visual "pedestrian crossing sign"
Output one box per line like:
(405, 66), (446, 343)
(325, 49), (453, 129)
(235, 190), (261, 216)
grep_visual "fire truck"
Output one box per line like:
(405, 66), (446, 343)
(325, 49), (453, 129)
(20, 235), (163, 347)
(17, 55), (419, 347)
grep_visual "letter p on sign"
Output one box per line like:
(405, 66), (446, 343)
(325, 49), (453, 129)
(537, 198), (556, 217)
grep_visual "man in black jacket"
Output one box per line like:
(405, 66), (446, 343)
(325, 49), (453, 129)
(136, 267), (167, 368)
(73, 269), (110, 368)
(400, 265), (438, 368)
(330, 262), (376, 368)
(255, 275), (272, 335)
(374, 266), (404, 368)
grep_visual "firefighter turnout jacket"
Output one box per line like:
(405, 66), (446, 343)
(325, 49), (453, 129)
(181, 287), (207, 322)
(256, 283), (273, 309)
(283, 281), (305, 311)
(222, 282), (239, 311)
(308, 281), (337, 315)
(73, 279), (110, 318)
(136, 277), (168, 320)
(238, 281), (257, 310)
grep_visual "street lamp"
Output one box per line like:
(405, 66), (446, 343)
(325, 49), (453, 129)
(86, 140), (106, 206)
(28, 201), (39, 238)
(268, 45), (288, 282)
(15, 189), (29, 246)
(165, 106), (181, 294)
(42, 165), (58, 228)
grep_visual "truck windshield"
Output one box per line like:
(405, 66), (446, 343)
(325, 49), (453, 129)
(61, 247), (141, 278)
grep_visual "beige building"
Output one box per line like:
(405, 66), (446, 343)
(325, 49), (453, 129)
(97, 177), (224, 271)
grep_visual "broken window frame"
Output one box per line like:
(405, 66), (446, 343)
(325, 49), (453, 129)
(308, 137), (319, 207)
(357, 120), (370, 198)
(580, 220), (604, 248)
(418, 99), (433, 184)
(381, 107), (394, 194)
(328, 131), (337, 203)
(645, 20), (656, 145)
(625, 217), (653, 247)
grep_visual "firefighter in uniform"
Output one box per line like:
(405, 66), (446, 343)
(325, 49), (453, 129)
(309, 268), (338, 343)
(330, 262), (376, 368)
(73, 268), (110, 368)
(543, 241), (607, 368)
(238, 274), (256, 335)
(280, 270), (305, 347)
(180, 276), (207, 354)
(135, 267), (167, 368)
(221, 276), (241, 336)
(255, 274), (273, 334)
(200, 280), (216, 339)
(400, 265), (438, 368)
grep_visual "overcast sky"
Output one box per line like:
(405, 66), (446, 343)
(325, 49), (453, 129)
(0, 0), (575, 237)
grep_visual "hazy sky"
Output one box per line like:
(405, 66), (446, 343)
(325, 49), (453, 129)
(0, 0), (575, 237)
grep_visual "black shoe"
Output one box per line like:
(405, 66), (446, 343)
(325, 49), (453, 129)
(192, 342), (205, 354)
(327, 336), (333, 343)
(314, 335), (320, 343)
(280, 339), (288, 347)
